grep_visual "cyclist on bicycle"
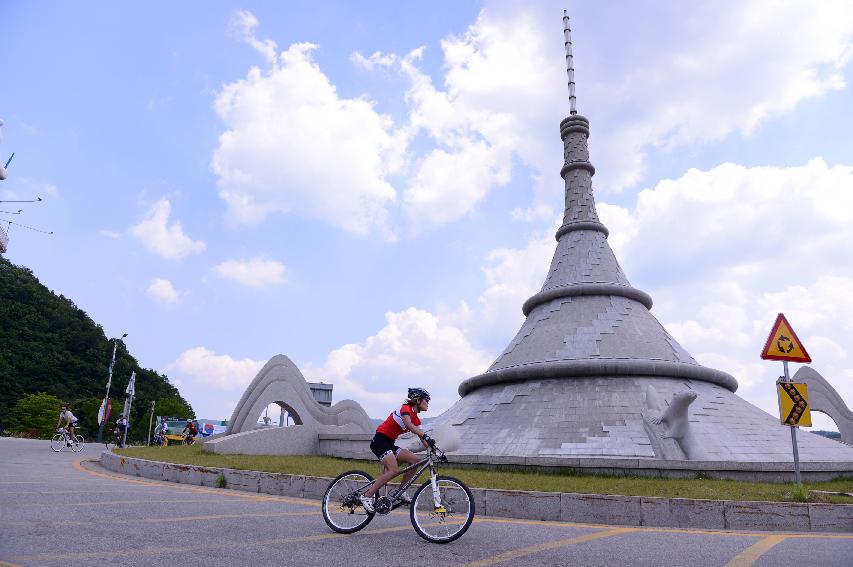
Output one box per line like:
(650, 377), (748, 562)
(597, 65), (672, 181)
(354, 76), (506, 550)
(114, 416), (128, 447)
(155, 418), (169, 446)
(182, 419), (198, 444)
(56, 404), (78, 445)
(360, 387), (432, 513)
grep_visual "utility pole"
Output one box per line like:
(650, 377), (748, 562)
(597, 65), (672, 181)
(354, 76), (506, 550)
(97, 333), (127, 442)
(147, 400), (156, 446)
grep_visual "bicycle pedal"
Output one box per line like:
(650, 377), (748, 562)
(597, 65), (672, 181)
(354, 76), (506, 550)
(434, 506), (447, 514)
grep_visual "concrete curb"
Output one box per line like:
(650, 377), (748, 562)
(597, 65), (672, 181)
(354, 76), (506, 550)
(99, 451), (853, 532)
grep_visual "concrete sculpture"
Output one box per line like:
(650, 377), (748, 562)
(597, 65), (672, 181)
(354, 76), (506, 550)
(793, 366), (853, 445)
(203, 355), (373, 455)
(424, 13), (853, 472)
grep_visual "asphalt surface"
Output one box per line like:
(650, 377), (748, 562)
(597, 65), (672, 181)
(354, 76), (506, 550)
(1, 437), (851, 567)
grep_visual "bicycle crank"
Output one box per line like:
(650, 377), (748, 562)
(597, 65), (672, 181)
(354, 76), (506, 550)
(373, 496), (393, 515)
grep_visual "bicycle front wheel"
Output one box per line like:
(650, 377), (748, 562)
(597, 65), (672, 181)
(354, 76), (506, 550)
(71, 435), (84, 452)
(410, 475), (475, 543)
(322, 470), (375, 534)
(50, 434), (65, 452)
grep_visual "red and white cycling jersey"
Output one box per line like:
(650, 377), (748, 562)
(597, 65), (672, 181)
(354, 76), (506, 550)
(376, 404), (421, 440)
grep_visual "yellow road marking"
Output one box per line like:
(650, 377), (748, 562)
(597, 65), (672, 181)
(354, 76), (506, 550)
(11, 523), (419, 562)
(462, 527), (633, 567)
(1, 511), (318, 527)
(74, 459), (319, 507)
(0, 560), (23, 567)
(31, 498), (250, 507)
(724, 535), (787, 567)
(475, 517), (853, 539)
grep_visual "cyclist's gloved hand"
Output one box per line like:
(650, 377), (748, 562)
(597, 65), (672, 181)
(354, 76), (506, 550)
(422, 434), (436, 448)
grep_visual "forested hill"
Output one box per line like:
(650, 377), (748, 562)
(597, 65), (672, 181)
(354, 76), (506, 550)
(0, 257), (193, 439)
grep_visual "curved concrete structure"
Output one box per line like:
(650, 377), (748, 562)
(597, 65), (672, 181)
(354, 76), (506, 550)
(226, 355), (373, 435)
(203, 355), (374, 455)
(793, 366), (853, 445)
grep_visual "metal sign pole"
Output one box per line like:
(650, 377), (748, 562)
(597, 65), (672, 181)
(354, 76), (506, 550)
(147, 400), (156, 446)
(782, 361), (802, 485)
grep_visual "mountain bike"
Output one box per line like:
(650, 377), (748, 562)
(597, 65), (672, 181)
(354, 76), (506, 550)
(51, 427), (84, 452)
(321, 437), (475, 543)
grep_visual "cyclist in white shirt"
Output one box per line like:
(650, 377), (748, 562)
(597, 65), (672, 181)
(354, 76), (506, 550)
(56, 404), (78, 444)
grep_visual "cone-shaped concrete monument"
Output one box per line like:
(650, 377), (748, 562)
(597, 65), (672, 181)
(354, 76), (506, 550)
(434, 13), (853, 471)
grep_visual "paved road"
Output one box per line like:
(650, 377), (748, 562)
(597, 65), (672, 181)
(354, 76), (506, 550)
(1, 437), (851, 567)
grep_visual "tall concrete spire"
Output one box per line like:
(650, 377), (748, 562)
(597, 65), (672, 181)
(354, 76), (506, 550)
(457, 15), (736, 398)
(432, 12), (853, 468)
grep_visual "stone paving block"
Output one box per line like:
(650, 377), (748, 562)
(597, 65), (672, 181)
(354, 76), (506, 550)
(724, 501), (810, 531)
(809, 503), (853, 532)
(643, 497), (725, 529)
(486, 489), (561, 521)
(189, 466), (223, 487)
(222, 469), (259, 492)
(258, 472), (290, 496)
(561, 493), (642, 526)
(303, 475), (334, 499)
(132, 459), (165, 481)
(162, 463), (192, 484)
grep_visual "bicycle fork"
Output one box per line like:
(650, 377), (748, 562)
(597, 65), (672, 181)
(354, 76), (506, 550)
(429, 466), (444, 511)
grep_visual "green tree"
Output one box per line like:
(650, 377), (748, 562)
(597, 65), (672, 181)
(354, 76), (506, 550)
(0, 257), (194, 436)
(8, 392), (64, 438)
(155, 396), (195, 420)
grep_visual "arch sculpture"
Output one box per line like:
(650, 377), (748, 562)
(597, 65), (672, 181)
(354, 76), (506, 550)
(792, 366), (853, 445)
(202, 355), (374, 455)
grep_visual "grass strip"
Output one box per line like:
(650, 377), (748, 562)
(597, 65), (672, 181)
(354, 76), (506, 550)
(117, 445), (853, 504)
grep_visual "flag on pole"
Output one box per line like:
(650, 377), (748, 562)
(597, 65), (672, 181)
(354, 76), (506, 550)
(105, 398), (112, 423)
(126, 371), (136, 397)
(97, 398), (107, 424)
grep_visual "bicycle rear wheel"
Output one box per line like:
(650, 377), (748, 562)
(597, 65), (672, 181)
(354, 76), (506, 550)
(322, 470), (375, 534)
(50, 434), (65, 452)
(71, 435), (84, 452)
(410, 475), (475, 543)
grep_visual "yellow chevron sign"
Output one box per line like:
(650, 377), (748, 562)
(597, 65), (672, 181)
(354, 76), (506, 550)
(777, 381), (811, 427)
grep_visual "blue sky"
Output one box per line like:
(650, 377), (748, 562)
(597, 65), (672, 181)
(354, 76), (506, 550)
(2, 1), (852, 430)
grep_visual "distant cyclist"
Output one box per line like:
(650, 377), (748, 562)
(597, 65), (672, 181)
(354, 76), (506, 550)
(360, 387), (432, 513)
(114, 416), (128, 447)
(155, 418), (169, 446)
(182, 419), (198, 444)
(56, 404), (78, 445)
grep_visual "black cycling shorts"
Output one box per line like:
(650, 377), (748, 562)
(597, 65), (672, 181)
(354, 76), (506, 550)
(370, 432), (401, 461)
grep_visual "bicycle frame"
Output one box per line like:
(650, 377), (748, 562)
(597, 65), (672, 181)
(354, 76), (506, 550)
(365, 447), (448, 512)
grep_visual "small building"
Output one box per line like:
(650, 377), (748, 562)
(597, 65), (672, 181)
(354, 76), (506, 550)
(308, 382), (332, 407)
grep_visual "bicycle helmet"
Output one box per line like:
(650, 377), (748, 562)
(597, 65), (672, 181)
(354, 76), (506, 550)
(407, 387), (431, 402)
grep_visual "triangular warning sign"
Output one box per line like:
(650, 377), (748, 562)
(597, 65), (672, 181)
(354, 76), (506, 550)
(761, 313), (811, 362)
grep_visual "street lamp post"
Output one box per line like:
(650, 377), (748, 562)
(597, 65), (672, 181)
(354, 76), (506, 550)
(97, 333), (127, 443)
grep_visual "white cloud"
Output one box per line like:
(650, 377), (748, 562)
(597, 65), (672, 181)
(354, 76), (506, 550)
(169, 347), (264, 391)
(213, 256), (286, 288)
(100, 230), (121, 239)
(350, 51), (397, 72)
(212, 38), (406, 237)
(228, 9), (278, 65)
(304, 307), (493, 417)
(145, 278), (180, 305)
(592, 159), (853, 419)
(128, 198), (206, 260)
